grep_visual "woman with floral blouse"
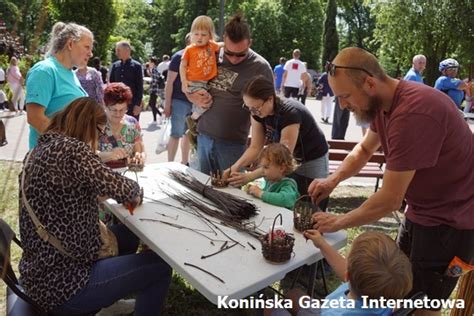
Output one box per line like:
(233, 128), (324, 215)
(98, 82), (145, 163)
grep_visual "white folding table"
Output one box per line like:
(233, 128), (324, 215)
(105, 162), (347, 304)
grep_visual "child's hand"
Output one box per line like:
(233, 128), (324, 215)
(247, 184), (263, 198)
(228, 171), (251, 187)
(303, 229), (326, 248)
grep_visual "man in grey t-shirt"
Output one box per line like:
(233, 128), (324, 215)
(187, 14), (273, 175)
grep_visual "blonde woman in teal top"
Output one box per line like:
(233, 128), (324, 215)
(25, 22), (92, 148)
(246, 143), (299, 209)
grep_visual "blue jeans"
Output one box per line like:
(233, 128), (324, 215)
(170, 98), (192, 137)
(197, 134), (247, 175)
(51, 225), (172, 316)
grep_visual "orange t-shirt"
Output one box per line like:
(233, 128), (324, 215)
(182, 41), (220, 81)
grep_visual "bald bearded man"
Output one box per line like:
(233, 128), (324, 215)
(308, 47), (473, 316)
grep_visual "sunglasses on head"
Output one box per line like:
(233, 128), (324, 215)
(326, 61), (373, 77)
(224, 49), (248, 58)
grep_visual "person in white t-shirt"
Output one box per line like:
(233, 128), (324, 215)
(280, 49), (306, 99)
(157, 54), (170, 79)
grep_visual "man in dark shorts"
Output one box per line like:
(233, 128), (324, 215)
(308, 47), (473, 316)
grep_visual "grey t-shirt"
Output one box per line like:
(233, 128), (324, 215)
(197, 49), (273, 144)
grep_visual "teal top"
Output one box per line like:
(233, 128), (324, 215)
(25, 56), (87, 148)
(261, 177), (299, 209)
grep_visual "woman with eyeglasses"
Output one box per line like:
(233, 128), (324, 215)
(19, 97), (172, 315)
(98, 82), (145, 164)
(225, 75), (329, 203)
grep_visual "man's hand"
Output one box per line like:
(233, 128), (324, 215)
(247, 184), (263, 198)
(303, 229), (327, 248)
(132, 105), (141, 116)
(186, 90), (212, 109)
(164, 101), (171, 118)
(312, 211), (343, 233)
(308, 178), (338, 203)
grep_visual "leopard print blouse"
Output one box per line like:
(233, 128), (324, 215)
(19, 132), (140, 312)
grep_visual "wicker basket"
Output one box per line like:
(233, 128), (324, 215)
(210, 170), (228, 188)
(260, 214), (295, 264)
(105, 158), (127, 169)
(293, 195), (319, 232)
(128, 162), (144, 172)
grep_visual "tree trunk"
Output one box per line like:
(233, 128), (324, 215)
(29, 0), (49, 54)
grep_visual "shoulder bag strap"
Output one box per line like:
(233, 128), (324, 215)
(21, 150), (77, 260)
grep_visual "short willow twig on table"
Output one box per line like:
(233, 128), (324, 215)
(155, 211), (179, 220)
(201, 242), (238, 259)
(184, 262), (225, 284)
(139, 218), (226, 244)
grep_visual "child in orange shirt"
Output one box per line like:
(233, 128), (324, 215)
(180, 15), (222, 119)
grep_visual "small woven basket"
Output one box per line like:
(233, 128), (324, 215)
(105, 158), (127, 169)
(128, 162), (144, 172)
(260, 214), (295, 264)
(293, 195), (319, 232)
(210, 170), (228, 188)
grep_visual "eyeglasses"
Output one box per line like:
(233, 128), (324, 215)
(106, 106), (128, 114)
(224, 49), (248, 58)
(242, 99), (266, 116)
(326, 61), (373, 77)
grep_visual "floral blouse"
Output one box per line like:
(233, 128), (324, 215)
(99, 115), (143, 157)
(19, 132), (140, 311)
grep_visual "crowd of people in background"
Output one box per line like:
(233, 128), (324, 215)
(0, 11), (471, 316)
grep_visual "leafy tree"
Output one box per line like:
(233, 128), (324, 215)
(372, 0), (474, 85)
(337, 0), (377, 53)
(271, 0), (324, 70)
(321, 0), (338, 66)
(111, 0), (153, 63)
(0, 0), (20, 31)
(149, 0), (183, 57)
(1, 0), (55, 55)
(51, 0), (117, 61)
(243, 0), (284, 66)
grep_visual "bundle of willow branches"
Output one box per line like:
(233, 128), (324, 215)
(156, 181), (264, 240)
(169, 170), (258, 220)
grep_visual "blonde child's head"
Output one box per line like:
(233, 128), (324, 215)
(258, 143), (298, 181)
(347, 231), (413, 299)
(190, 15), (217, 45)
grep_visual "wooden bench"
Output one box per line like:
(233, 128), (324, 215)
(328, 140), (385, 192)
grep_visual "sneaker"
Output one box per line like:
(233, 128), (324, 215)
(96, 299), (135, 316)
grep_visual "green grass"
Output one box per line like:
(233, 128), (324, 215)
(0, 161), (22, 316)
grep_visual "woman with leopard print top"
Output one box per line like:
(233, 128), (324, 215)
(19, 97), (172, 315)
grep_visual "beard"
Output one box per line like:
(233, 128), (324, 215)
(353, 94), (383, 125)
